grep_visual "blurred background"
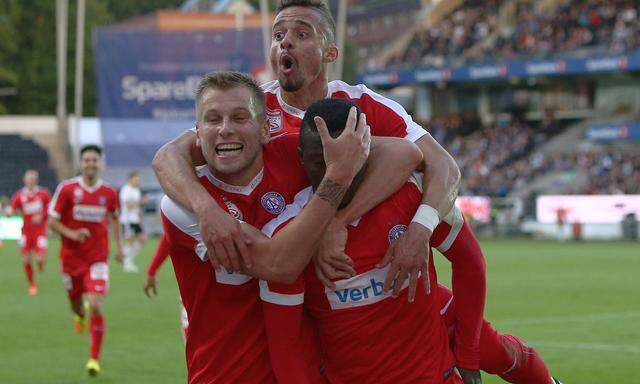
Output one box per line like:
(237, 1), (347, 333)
(0, 1), (638, 383)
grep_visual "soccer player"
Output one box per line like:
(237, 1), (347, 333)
(261, 99), (462, 383)
(152, 0), (461, 310)
(119, 170), (148, 272)
(10, 170), (51, 295)
(48, 145), (124, 377)
(153, 1), (488, 379)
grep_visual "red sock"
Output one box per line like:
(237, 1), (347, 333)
(89, 314), (105, 360)
(479, 321), (553, 384)
(23, 262), (34, 286)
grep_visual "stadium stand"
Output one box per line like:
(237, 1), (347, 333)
(387, 0), (640, 68)
(0, 135), (58, 197)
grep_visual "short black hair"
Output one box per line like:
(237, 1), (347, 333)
(276, 0), (336, 44)
(300, 98), (361, 149)
(80, 144), (102, 157)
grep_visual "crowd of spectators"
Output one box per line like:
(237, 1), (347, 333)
(478, 0), (640, 62)
(426, 114), (640, 196)
(388, 0), (640, 69)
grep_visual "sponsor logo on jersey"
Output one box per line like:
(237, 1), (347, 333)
(388, 224), (407, 244)
(325, 265), (409, 310)
(22, 199), (43, 215)
(195, 241), (252, 285)
(261, 192), (286, 215)
(266, 108), (283, 133)
(223, 199), (243, 220)
(72, 205), (107, 223)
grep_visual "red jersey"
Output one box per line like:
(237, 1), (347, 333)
(262, 80), (427, 142)
(49, 177), (118, 275)
(160, 134), (309, 384)
(11, 187), (51, 235)
(261, 182), (457, 384)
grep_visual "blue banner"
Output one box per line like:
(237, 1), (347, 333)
(585, 121), (640, 141)
(359, 49), (640, 87)
(95, 28), (266, 119)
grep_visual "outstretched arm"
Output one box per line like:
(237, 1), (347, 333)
(152, 129), (251, 272)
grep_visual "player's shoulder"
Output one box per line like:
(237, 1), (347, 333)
(260, 80), (280, 95)
(56, 177), (81, 192)
(265, 133), (299, 155)
(328, 80), (380, 101)
(99, 180), (117, 194)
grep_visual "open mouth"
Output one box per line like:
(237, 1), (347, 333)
(215, 143), (244, 156)
(280, 54), (296, 73)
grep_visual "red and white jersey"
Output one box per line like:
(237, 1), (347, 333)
(261, 182), (457, 384)
(11, 187), (51, 235)
(49, 177), (118, 275)
(261, 80), (427, 142)
(160, 134), (309, 384)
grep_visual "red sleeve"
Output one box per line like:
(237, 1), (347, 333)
(49, 184), (69, 219)
(261, 275), (323, 384)
(430, 207), (486, 369)
(10, 192), (21, 212)
(147, 234), (170, 277)
(109, 188), (119, 213)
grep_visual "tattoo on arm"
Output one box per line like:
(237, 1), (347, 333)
(316, 179), (347, 208)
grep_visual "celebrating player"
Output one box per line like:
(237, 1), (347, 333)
(10, 169), (51, 295)
(160, 71), (423, 383)
(152, 0), (461, 308)
(47, 145), (124, 377)
(119, 170), (148, 272)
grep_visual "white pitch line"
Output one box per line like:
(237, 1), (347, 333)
(531, 341), (640, 354)
(493, 311), (640, 326)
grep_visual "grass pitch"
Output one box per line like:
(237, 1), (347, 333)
(0, 237), (638, 383)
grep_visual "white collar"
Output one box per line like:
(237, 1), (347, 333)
(76, 176), (103, 193)
(197, 166), (264, 196)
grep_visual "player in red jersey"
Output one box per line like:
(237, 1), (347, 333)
(161, 71), (422, 384)
(9, 170), (51, 294)
(47, 145), (124, 377)
(152, 1), (462, 330)
(261, 99), (462, 384)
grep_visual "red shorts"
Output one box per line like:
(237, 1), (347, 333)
(61, 262), (110, 300)
(19, 233), (47, 255)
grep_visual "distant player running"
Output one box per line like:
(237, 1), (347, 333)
(119, 170), (148, 272)
(48, 145), (124, 377)
(10, 170), (51, 295)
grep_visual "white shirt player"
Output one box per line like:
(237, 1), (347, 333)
(119, 184), (142, 224)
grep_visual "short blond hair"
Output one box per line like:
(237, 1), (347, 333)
(195, 71), (265, 122)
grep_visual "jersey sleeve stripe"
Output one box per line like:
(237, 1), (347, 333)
(160, 195), (207, 260)
(48, 179), (74, 219)
(330, 80), (428, 143)
(261, 186), (313, 238)
(259, 280), (304, 306)
(436, 206), (464, 253)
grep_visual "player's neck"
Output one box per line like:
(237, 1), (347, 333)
(211, 158), (264, 188)
(280, 75), (328, 111)
(81, 175), (99, 187)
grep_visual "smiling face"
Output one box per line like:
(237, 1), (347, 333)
(80, 150), (102, 182)
(270, 6), (337, 92)
(196, 85), (268, 185)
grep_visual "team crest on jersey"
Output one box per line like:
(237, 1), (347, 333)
(223, 199), (243, 220)
(73, 188), (83, 202)
(261, 192), (286, 215)
(266, 108), (283, 133)
(388, 224), (407, 244)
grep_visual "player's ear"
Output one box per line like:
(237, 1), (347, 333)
(323, 45), (338, 64)
(195, 123), (202, 148)
(259, 120), (270, 144)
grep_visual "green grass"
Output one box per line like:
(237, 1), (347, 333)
(0, 238), (638, 383)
